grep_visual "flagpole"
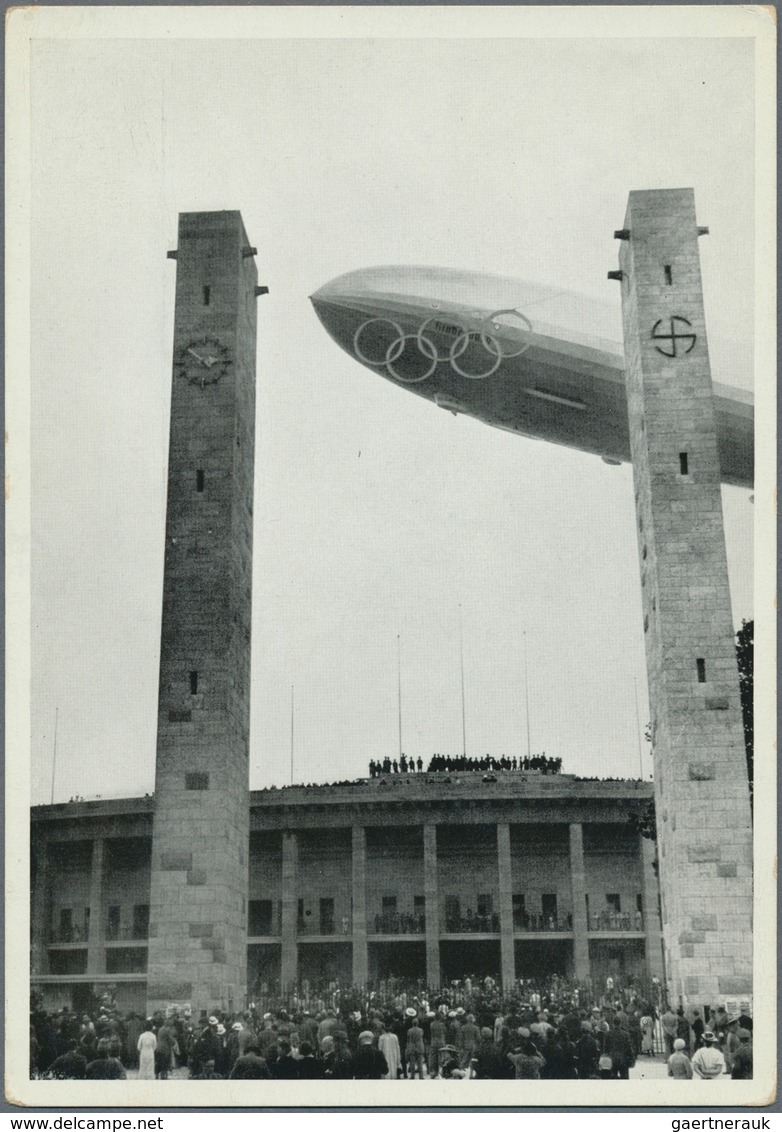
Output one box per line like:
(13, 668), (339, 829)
(397, 635), (402, 760)
(523, 633), (531, 759)
(459, 606), (467, 757)
(290, 685), (294, 785)
(51, 705), (58, 805)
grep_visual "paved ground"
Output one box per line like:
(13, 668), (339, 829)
(124, 1054), (672, 1081)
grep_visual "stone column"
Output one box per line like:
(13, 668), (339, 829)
(280, 831), (298, 989)
(497, 822), (515, 992)
(639, 835), (665, 981)
(569, 823), (590, 982)
(615, 189), (752, 1006)
(352, 826), (368, 986)
(87, 838), (106, 976)
(423, 824), (440, 988)
(30, 841), (49, 978)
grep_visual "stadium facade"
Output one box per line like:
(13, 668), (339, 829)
(31, 772), (663, 1016)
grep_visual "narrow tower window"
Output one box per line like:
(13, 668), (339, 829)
(679, 452), (688, 475)
(189, 670), (198, 695)
(203, 286), (211, 305)
(696, 658), (706, 683)
(196, 469), (205, 493)
(664, 265), (673, 285)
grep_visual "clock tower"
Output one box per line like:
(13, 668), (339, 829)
(146, 211), (259, 1016)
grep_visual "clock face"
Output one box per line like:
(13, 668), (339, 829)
(175, 337), (230, 386)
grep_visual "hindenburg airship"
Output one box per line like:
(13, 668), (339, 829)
(310, 266), (753, 488)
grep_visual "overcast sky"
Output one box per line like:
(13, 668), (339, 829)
(25, 16), (759, 803)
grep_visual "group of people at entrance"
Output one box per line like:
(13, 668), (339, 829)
(30, 979), (752, 1082)
(660, 1004), (753, 1080)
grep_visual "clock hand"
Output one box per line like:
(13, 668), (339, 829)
(202, 355), (219, 368)
(187, 347), (207, 364)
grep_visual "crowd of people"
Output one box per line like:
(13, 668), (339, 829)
(29, 975), (752, 1082)
(367, 754), (563, 778)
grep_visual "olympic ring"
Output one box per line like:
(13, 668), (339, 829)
(354, 317), (404, 366)
(481, 309), (533, 358)
(385, 334), (438, 384)
(416, 317), (465, 362)
(354, 309), (533, 384)
(450, 330), (502, 379)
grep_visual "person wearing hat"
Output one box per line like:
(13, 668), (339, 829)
(405, 1012), (426, 1079)
(436, 1044), (463, 1079)
(691, 1031), (726, 1079)
(459, 1012), (481, 1069)
(574, 1022), (600, 1079)
(667, 1038), (693, 1079)
(429, 1011), (447, 1075)
(229, 1037), (273, 1079)
(351, 1031), (389, 1080)
(730, 1028), (752, 1080)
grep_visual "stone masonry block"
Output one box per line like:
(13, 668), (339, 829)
(680, 945), (695, 958)
(718, 975), (752, 995)
(148, 981), (193, 1001)
(160, 850), (193, 871)
(705, 696), (729, 711)
(687, 844), (721, 863)
(717, 862), (737, 877)
(187, 869), (208, 886)
(679, 931), (705, 945)
(691, 915), (717, 932)
(189, 922), (214, 938)
(688, 762), (716, 781)
(212, 949), (227, 964)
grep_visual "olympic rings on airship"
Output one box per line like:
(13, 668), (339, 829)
(354, 317), (404, 366)
(481, 309), (533, 358)
(353, 308), (533, 383)
(450, 330), (502, 379)
(386, 334), (438, 383)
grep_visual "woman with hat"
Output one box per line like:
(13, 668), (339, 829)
(667, 1038), (693, 1079)
(691, 1031), (726, 1079)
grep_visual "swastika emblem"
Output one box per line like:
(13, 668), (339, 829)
(651, 316), (697, 358)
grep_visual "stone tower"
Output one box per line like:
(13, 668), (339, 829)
(614, 188), (752, 1008)
(146, 211), (259, 1016)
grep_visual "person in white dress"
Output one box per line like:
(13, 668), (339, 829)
(137, 1023), (157, 1080)
(378, 1023), (400, 1080)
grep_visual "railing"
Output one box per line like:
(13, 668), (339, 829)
(589, 912), (644, 932)
(297, 919), (352, 936)
(49, 928), (89, 944)
(371, 914), (425, 934)
(443, 913), (502, 933)
(513, 914), (572, 932)
(105, 925), (149, 942)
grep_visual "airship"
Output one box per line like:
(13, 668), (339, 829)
(310, 266), (753, 488)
